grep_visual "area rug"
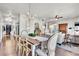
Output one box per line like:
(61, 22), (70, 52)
(57, 44), (79, 54)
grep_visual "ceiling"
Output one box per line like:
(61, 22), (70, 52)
(0, 3), (79, 18)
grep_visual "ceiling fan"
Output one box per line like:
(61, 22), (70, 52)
(54, 15), (63, 19)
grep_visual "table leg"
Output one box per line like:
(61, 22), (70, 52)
(41, 42), (44, 50)
(31, 45), (36, 56)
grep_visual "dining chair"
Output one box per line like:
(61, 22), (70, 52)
(21, 30), (28, 37)
(22, 38), (32, 56)
(36, 33), (58, 56)
(14, 35), (20, 50)
(15, 36), (22, 55)
(15, 35), (32, 56)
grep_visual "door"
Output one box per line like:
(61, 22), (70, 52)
(6, 25), (11, 35)
(59, 23), (68, 33)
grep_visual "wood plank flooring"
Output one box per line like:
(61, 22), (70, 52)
(0, 36), (79, 56)
(0, 36), (17, 56)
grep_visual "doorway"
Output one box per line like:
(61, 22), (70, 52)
(6, 25), (11, 35)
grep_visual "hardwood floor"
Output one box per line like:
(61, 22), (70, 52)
(55, 47), (79, 56)
(0, 36), (17, 56)
(0, 36), (79, 56)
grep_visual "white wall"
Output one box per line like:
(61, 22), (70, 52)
(56, 18), (78, 35)
(19, 13), (79, 36)
(19, 14), (28, 36)
(0, 19), (2, 42)
(19, 13), (43, 35)
(0, 23), (2, 41)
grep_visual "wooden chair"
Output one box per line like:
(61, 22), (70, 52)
(15, 35), (21, 55)
(15, 35), (32, 56)
(22, 38), (32, 56)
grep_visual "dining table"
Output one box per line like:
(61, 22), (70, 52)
(26, 35), (50, 56)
